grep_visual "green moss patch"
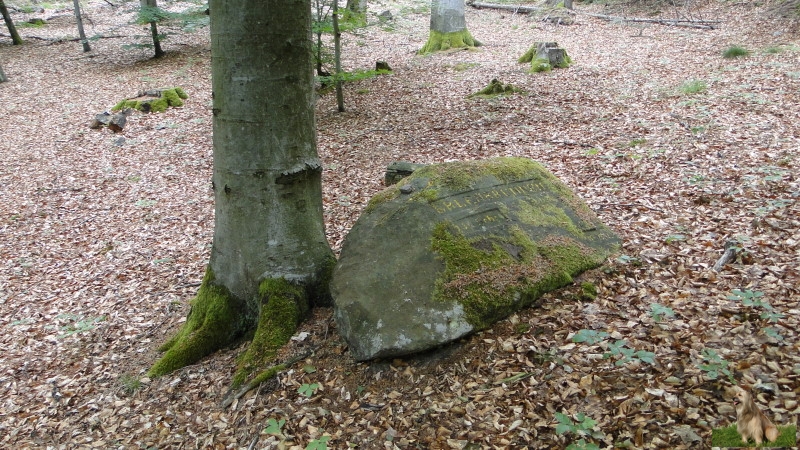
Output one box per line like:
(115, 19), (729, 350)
(468, 79), (523, 99)
(419, 29), (481, 54)
(431, 224), (601, 329)
(232, 278), (307, 387)
(149, 267), (244, 377)
(112, 87), (188, 113)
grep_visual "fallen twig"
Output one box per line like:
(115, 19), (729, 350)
(466, 0), (720, 29)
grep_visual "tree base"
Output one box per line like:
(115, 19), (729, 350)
(419, 29), (481, 54)
(148, 268), (246, 377)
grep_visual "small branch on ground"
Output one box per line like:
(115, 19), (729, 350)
(466, 0), (721, 29)
(713, 240), (741, 272)
(221, 347), (317, 408)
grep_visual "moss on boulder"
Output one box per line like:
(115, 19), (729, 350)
(332, 157), (620, 360)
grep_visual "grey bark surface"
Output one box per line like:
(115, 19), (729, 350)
(333, 0), (344, 112)
(431, 0), (467, 33)
(141, 0), (164, 57)
(72, 0), (91, 52)
(209, 0), (334, 312)
(0, 61), (6, 82)
(0, 0), (23, 45)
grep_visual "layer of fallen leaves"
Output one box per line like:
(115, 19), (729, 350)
(0, 0), (798, 448)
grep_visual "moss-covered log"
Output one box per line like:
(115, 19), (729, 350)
(468, 78), (522, 98)
(112, 87), (188, 113)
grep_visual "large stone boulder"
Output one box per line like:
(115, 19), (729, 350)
(332, 157), (620, 360)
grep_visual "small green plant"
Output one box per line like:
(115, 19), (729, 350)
(306, 436), (331, 450)
(298, 382), (320, 397)
(555, 412), (601, 449)
(723, 45), (750, 59)
(567, 440), (601, 450)
(57, 314), (106, 338)
(605, 340), (656, 366)
(572, 329), (609, 345)
(679, 79), (708, 95)
(649, 303), (675, 322)
(728, 289), (784, 322)
(615, 254), (641, 266)
(578, 282), (598, 301)
(763, 45), (784, 54)
(119, 374), (143, 395)
(698, 348), (734, 383)
(627, 138), (647, 147)
(264, 418), (286, 436)
(664, 234), (686, 244)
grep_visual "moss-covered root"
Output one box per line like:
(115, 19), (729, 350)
(231, 278), (308, 387)
(419, 29), (481, 54)
(149, 268), (244, 377)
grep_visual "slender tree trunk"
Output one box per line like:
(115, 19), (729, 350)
(420, 0), (480, 54)
(140, 0), (164, 57)
(0, 0), (23, 45)
(73, 0), (91, 52)
(332, 0), (345, 112)
(150, 0), (335, 382)
(0, 61), (7, 82)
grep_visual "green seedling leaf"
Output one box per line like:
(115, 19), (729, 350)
(298, 382), (320, 398)
(264, 418), (285, 435)
(572, 329), (609, 345)
(306, 436), (331, 450)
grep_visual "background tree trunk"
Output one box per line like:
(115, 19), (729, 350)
(420, 0), (479, 54)
(73, 0), (91, 52)
(333, 0), (345, 112)
(0, 61), (7, 82)
(0, 0), (23, 45)
(150, 0), (335, 380)
(140, 0), (164, 57)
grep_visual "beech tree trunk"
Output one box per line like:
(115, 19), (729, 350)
(0, 61), (7, 82)
(420, 0), (479, 54)
(140, 0), (164, 57)
(0, 0), (23, 45)
(73, 0), (91, 52)
(149, 0), (335, 381)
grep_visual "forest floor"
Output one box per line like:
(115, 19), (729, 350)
(1, 0), (799, 448)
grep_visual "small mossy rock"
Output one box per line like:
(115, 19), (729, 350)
(468, 79), (522, 99)
(332, 157), (620, 360)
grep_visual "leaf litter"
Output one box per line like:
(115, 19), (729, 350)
(0, 0), (798, 448)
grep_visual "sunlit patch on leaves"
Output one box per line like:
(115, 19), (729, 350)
(135, 199), (157, 207)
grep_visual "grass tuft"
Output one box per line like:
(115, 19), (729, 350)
(723, 45), (750, 59)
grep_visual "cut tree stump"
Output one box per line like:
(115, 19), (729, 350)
(112, 87), (188, 113)
(519, 42), (571, 72)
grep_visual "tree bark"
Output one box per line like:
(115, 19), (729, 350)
(150, 0), (335, 381)
(72, 0), (91, 52)
(333, 0), (345, 112)
(140, 0), (164, 57)
(420, 0), (480, 54)
(0, 0), (23, 45)
(0, 61), (7, 82)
